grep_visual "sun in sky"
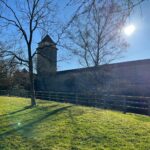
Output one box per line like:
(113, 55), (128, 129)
(123, 24), (136, 36)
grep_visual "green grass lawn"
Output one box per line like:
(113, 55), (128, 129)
(0, 96), (150, 150)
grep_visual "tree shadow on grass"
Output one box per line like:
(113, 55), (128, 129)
(0, 105), (72, 139)
(0, 103), (60, 118)
(0, 106), (33, 117)
(0, 104), (59, 129)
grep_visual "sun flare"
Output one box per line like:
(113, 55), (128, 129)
(123, 24), (136, 36)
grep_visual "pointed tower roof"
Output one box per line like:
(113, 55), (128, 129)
(40, 35), (56, 45)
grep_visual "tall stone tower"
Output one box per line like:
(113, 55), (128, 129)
(37, 35), (57, 77)
(36, 35), (57, 90)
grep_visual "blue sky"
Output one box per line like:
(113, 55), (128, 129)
(1, 0), (150, 71)
(57, 0), (150, 71)
(117, 0), (150, 62)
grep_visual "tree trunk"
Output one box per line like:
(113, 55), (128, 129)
(28, 45), (36, 106)
(29, 59), (36, 106)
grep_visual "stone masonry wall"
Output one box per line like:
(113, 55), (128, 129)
(36, 59), (150, 96)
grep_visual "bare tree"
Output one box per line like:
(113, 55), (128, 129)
(60, 0), (145, 67)
(0, 42), (18, 90)
(66, 0), (145, 14)
(65, 1), (130, 67)
(0, 0), (57, 106)
(63, 0), (145, 94)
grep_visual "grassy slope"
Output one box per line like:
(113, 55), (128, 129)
(0, 96), (150, 150)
